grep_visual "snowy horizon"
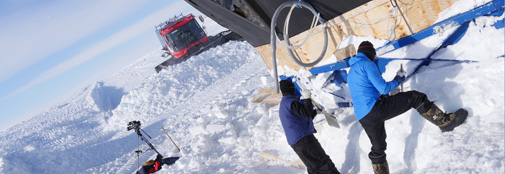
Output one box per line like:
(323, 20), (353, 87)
(0, 0), (217, 132)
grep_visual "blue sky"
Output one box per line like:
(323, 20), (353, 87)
(0, 0), (201, 131)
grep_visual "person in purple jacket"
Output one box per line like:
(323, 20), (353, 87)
(347, 41), (468, 174)
(278, 79), (340, 174)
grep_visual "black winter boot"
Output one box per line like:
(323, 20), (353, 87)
(420, 104), (468, 132)
(372, 160), (389, 174)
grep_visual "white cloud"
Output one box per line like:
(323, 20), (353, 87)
(0, 0), (149, 83)
(1, 1), (192, 101)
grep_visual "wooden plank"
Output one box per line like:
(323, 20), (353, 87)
(398, 0), (458, 32)
(251, 88), (282, 104)
(334, 44), (356, 61)
(260, 151), (305, 169)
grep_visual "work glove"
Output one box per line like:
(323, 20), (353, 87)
(391, 65), (406, 95)
(301, 89), (311, 100)
(395, 64), (406, 84)
(394, 75), (406, 84)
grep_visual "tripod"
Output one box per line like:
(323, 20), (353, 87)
(127, 121), (162, 168)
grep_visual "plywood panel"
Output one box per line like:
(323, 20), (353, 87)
(256, 0), (458, 71)
(251, 88), (283, 103)
(398, 0), (458, 32)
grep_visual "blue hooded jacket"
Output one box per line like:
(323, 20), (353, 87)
(348, 52), (399, 120)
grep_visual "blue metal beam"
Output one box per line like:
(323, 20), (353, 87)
(282, 0), (504, 109)
(376, 0), (505, 56)
(309, 0), (503, 75)
(279, 75), (352, 107)
(309, 59), (350, 75)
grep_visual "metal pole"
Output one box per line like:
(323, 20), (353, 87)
(135, 129), (162, 156)
(137, 136), (139, 168)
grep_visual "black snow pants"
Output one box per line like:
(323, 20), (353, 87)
(359, 91), (432, 164)
(291, 134), (340, 174)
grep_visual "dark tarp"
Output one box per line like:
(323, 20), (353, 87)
(185, 0), (370, 47)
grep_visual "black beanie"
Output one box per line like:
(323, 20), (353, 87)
(279, 80), (296, 96)
(357, 41), (376, 61)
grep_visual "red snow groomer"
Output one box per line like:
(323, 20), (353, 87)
(154, 13), (242, 72)
(155, 14), (208, 59)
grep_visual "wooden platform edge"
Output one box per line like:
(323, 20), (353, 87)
(260, 151), (305, 169)
(251, 88), (282, 104)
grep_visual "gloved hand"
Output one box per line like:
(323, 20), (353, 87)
(301, 89), (311, 99)
(394, 75), (406, 84)
(395, 64), (406, 84)
(396, 66), (406, 77)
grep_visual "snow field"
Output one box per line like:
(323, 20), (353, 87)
(0, 1), (503, 173)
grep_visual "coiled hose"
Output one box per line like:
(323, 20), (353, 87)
(271, 1), (328, 93)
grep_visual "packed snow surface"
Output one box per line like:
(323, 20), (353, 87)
(0, 1), (503, 174)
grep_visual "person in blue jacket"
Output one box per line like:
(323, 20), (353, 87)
(347, 41), (467, 174)
(278, 79), (340, 174)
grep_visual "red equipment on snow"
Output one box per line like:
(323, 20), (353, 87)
(154, 14), (243, 72)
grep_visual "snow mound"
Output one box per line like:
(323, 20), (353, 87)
(104, 41), (261, 132)
(87, 82), (126, 111)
